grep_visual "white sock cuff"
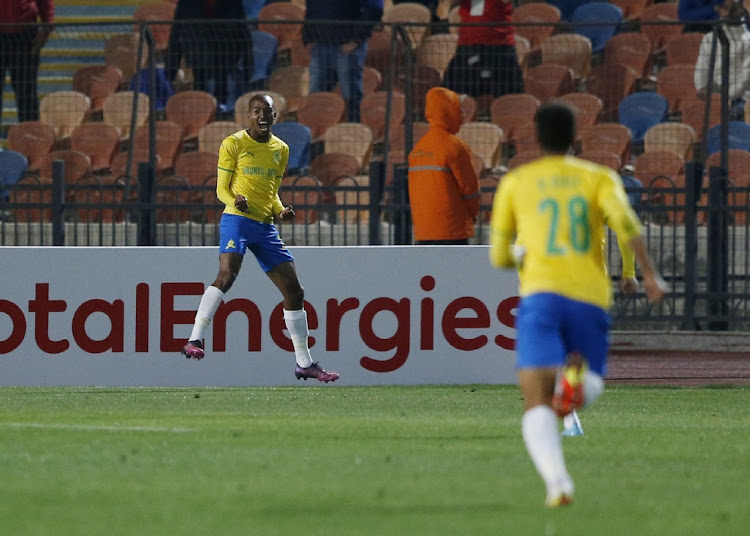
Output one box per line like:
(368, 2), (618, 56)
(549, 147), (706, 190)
(283, 308), (306, 320)
(583, 371), (604, 408)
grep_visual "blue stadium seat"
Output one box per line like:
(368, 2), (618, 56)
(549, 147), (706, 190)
(618, 92), (669, 144)
(250, 30), (278, 85)
(0, 150), (29, 201)
(570, 2), (623, 53)
(243, 0), (267, 19)
(547, 0), (592, 21)
(271, 121), (312, 174)
(707, 122), (750, 156)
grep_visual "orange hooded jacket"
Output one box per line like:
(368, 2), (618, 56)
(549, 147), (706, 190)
(408, 87), (479, 242)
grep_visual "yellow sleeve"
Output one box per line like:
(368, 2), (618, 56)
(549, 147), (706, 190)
(216, 137), (238, 207)
(598, 171), (642, 247)
(617, 234), (636, 278)
(489, 177), (516, 269)
(271, 143), (289, 217)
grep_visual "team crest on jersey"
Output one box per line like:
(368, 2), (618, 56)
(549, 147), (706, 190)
(272, 151), (281, 165)
(226, 239), (236, 249)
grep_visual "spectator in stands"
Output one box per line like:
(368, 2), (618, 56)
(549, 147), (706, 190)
(442, 0), (523, 101)
(164, 0), (253, 112)
(694, 0), (750, 119)
(679, 0), (723, 33)
(408, 87), (479, 245)
(393, 0), (441, 23)
(0, 0), (54, 130)
(302, 0), (384, 122)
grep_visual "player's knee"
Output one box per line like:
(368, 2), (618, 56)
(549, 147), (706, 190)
(582, 371), (604, 408)
(214, 270), (238, 293)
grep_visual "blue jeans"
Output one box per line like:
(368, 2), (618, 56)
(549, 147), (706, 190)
(308, 41), (367, 122)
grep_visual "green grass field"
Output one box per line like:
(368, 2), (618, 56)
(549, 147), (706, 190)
(0, 385), (748, 535)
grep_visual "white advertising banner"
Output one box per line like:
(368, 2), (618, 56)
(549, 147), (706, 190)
(0, 246), (520, 386)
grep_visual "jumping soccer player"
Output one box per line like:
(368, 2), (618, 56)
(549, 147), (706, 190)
(182, 93), (339, 383)
(489, 101), (665, 507)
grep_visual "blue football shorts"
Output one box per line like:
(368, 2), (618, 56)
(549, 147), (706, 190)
(218, 213), (294, 272)
(515, 292), (611, 376)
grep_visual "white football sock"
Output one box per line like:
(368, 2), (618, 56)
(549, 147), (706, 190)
(582, 370), (604, 408)
(188, 286), (225, 342)
(522, 405), (574, 496)
(284, 308), (313, 368)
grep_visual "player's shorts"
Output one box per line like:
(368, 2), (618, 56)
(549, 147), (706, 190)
(218, 213), (294, 272)
(515, 292), (610, 376)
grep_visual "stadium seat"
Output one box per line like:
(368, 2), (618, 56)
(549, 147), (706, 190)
(618, 91), (669, 144)
(644, 122), (696, 161)
(12, 175), (52, 222)
(578, 149), (621, 172)
(514, 34), (532, 75)
(104, 33), (143, 88)
(366, 28), (408, 78)
(457, 122), (504, 171)
(7, 121), (56, 171)
(360, 90), (406, 141)
(172, 151), (219, 211)
(70, 174), (124, 224)
(270, 121), (312, 174)
(335, 66), (382, 98)
(133, 120), (185, 172)
(609, 0), (650, 20)
(382, 2), (432, 48)
(559, 92), (603, 141)
(507, 150), (541, 170)
(541, 33), (592, 82)
(165, 90), (217, 142)
(70, 123), (122, 171)
(706, 149), (750, 187)
(639, 2), (683, 53)
(0, 150), (29, 201)
(570, 2), (623, 54)
(706, 122), (750, 155)
(268, 65), (310, 114)
(512, 2), (561, 53)
(415, 33), (458, 78)
(546, 0), (591, 21)
(198, 121), (245, 154)
(296, 91), (347, 140)
(323, 122), (374, 169)
(460, 94), (477, 123)
(586, 63), (636, 120)
(665, 32), (704, 66)
(102, 91), (150, 142)
(633, 150), (686, 224)
(257, 2), (304, 56)
(604, 32), (653, 82)
(524, 64), (575, 102)
(243, 0), (266, 19)
(308, 151), (362, 212)
(72, 65), (123, 115)
(279, 175), (321, 224)
(128, 67), (174, 111)
(513, 122), (539, 155)
(394, 64), (443, 121)
(40, 91), (91, 142)
(490, 93), (540, 146)
(656, 65), (697, 114)
(388, 121), (429, 152)
(581, 123), (632, 167)
(334, 174), (370, 224)
(235, 90), (287, 124)
(132, 1), (176, 53)
(38, 150), (92, 186)
(249, 30), (279, 86)
(681, 94), (722, 142)
(155, 175), (191, 223)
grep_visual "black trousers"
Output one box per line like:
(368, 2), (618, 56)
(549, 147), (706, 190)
(0, 29), (42, 128)
(443, 44), (524, 99)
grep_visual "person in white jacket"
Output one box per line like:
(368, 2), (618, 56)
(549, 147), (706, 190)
(694, 0), (750, 119)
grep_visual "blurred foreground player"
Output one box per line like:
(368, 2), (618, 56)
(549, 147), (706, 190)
(489, 101), (666, 507)
(182, 94), (339, 383)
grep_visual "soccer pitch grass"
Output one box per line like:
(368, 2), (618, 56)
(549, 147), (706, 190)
(0, 386), (748, 536)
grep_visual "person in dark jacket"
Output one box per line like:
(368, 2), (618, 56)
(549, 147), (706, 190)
(679, 0), (723, 32)
(303, 0), (383, 122)
(0, 0), (54, 130)
(164, 0), (253, 110)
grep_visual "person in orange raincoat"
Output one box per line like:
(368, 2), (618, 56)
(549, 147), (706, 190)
(408, 86), (479, 244)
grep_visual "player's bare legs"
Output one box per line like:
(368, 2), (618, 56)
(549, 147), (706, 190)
(518, 368), (575, 507)
(182, 253), (243, 360)
(267, 261), (339, 383)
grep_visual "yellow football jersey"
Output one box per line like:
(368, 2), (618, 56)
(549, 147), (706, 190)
(216, 129), (289, 223)
(490, 155), (642, 309)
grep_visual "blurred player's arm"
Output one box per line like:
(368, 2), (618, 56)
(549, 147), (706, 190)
(616, 234), (638, 294)
(489, 178), (517, 269)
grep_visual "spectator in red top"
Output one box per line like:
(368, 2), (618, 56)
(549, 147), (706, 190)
(443, 0), (523, 100)
(0, 0), (54, 130)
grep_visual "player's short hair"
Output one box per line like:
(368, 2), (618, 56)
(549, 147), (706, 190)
(534, 101), (576, 153)
(248, 93), (274, 111)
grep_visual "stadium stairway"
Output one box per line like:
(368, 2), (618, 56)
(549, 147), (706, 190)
(1, 0), (147, 137)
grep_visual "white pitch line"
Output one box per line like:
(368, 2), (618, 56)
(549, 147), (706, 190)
(0, 422), (197, 433)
